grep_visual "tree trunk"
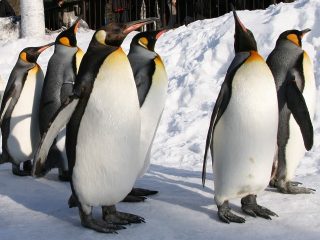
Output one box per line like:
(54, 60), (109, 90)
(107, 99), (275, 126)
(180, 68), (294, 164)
(20, 0), (45, 38)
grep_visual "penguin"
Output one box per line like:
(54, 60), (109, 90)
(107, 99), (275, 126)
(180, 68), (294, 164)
(0, 43), (54, 175)
(202, 8), (279, 223)
(266, 29), (316, 194)
(39, 18), (84, 181)
(32, 18), (157, 233)
(0, 73), (5, 104)
(124, 29), (168, 202)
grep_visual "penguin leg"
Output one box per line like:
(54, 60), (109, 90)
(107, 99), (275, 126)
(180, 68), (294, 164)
(276, 180), (315, 194)
(122, 187), (158, 202)
(241, 194), (278, 219)
(102, 205), (145, 225)
(12, 162), (32, 176)
(217, 201), (246, 224)
(79, 205), (125, 233)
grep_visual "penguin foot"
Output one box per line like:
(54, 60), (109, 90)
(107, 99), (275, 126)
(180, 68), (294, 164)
(279, 181), (315, 194)
(122, 194), (147, 202)
(122, 187), (158, 202)
(241, 194), (278, 220)
(12, 162), (32, 176)
(80, 211), (125, 233)
(217, 201), (245, 224)
(58, 169), (70, 182)
(102, 205), (145, 225)
(130, 188), (158, 196)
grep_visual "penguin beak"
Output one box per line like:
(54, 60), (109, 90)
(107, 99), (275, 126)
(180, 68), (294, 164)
(232, 7), (247, 33)
(37, 42), (55, 53)
(72, 18), (82, 34)
(301, 28), (311, 38)
(123, 17), (158, 34)
(156, 29), (167, 39)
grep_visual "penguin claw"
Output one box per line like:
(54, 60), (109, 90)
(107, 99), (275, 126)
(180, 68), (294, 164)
(130, 188), (158, 196)
(241, 195), (278, 220)
(218, 202), (246, 224)
(81, 215), (124, 233)
(122, 194), (147, 202)
(102, 206), (145, 225)
(279, 181), (316, 194)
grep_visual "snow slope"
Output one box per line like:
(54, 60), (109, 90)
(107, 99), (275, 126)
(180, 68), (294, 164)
(1, 0), (320, 239)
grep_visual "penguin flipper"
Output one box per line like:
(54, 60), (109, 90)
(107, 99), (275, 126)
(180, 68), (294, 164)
(32, 97), (79, 177)
(202, 52), (249, 186)
(286, 77), (313, 150)
(202, 83), (230, 186)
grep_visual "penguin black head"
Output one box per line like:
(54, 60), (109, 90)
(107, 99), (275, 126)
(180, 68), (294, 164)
(93, 18), (158, 47)
(131, 29), (167, 52)
(56, 18), (81, 47)
(19, 43), (55, 63)
(276, 28), (311, 47)
(232, 8), (257, 53)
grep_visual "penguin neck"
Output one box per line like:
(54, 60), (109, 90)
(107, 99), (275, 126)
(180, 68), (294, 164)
(129, 46), (157, 61)
(16, 58), (36, 71)
(276, 39), (302, 53)
(54, 44), (78, 54)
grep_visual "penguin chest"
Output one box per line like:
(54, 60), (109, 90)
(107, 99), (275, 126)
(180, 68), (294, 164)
(8, 67), (43, 162)
(72, 50), (141, 207)
(139, 58), (168, 177)
(213, 58), (278, 204)
(285, 52), (317, 180)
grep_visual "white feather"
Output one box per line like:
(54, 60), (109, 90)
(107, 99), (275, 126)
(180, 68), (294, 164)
(7, 66), (43, 163)
(285, 52), (316, 181)
(212, 54), (278, 206)
(138, 57), (168, 178)
(72, 49), (141, 207)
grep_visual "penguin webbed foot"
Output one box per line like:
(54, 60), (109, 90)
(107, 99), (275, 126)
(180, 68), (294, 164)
(80, 208), (125, 233)
(12, 161), (32, 176)
(102, 205), (145, 225)
(122, 187), (158, 202)
(280, 181), (315, 194)
(241, 194), (278, 220)
(218, 201), (246, 224)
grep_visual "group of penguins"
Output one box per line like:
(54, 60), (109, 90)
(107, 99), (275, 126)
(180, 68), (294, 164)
(0, 5), (317, 233)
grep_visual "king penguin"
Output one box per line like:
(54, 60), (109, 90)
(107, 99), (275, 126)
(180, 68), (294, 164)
(124, 29), (168, 202)
(267, 29), (316, 194)
(39, 18), (84, 181)
(202, 8), (279, 223)
(32, 18), (157, 233)
(0, 43), (54, 175)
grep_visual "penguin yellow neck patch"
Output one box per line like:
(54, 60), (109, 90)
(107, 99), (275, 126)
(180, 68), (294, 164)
(95, 30), (107, 45)
(20, 52), (28, 62)
(138, 37), (148, 48)
(246, 51), (263, 63)
(287, 34), (300, 46)
(59, 37), (71, 46)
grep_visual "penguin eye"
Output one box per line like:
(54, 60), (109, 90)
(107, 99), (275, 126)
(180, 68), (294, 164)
(138, 37), (148, 48)
(95, 30), (107, 45)
(286, 34), (300, 46)
(59, 37), (71, 47)
(20, 52), (28, 62)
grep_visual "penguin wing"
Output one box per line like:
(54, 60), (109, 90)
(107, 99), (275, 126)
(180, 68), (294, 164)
(202, 52), (250, 186)
(286, 73), (313, 150)
(32, 97), (79, 177)
(0, 82), (19, 126)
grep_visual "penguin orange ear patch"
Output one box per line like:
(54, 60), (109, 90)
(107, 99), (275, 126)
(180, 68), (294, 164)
(287, 34), (300, 46)
(59, 37), (71, 46)
(95, 30), (107, 45)
(20, 52), (28, 62)
(138, 37), (148, 48)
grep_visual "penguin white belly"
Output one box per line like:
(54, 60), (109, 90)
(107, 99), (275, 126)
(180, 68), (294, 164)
(285, 52), (316, 181)
(213, 57), (278, 206)
(138, 57), (168, 178)
(8, 67), (42, 163)
(72, 49), (141, 207)
(56, 128), (68, 169)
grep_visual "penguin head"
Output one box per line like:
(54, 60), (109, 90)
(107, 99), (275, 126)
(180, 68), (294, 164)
(276, 29), (311, 47)
(19, 43), (55, 63)
(55, 18), (81, 47)
(232, 8), (257, 53)
(131, 29), (167, 52)
(93, 18), (158, 47)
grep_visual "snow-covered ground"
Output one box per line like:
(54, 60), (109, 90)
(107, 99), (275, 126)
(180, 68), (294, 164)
(1, 0), (320, 239)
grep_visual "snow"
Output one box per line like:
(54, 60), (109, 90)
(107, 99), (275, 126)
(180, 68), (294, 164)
(0, 0), (320, 239)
